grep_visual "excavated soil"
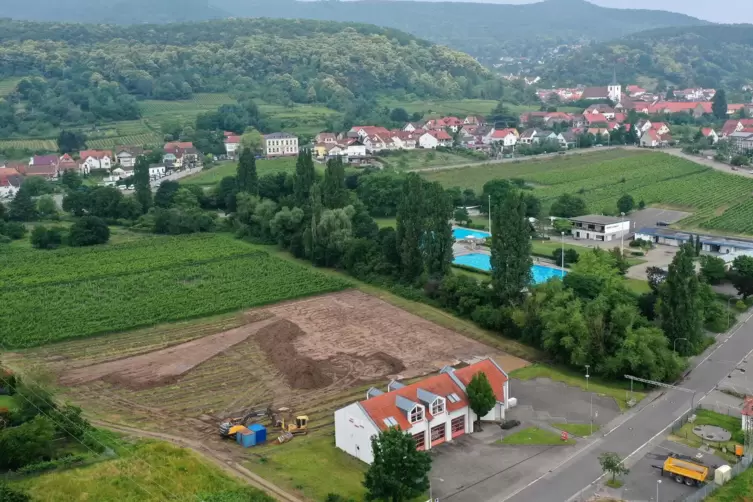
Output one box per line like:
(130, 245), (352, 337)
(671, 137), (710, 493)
(60, 316), (277, 390)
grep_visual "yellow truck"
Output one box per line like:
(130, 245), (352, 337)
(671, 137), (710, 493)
(659, 456), (710, 486)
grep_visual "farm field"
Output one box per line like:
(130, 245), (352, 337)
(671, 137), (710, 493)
(140, 93), (238, 120)
(0, 234), (349, 348)
(377, 149), (483, 170)
(423, 149), (753, 235)
(378, 98), (581, 117)
(182, 157), (298, 185)
(0, 77), (21, 96)
(0, 138), (58, 151)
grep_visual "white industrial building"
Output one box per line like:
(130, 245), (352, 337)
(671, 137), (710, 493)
(570, 215), (631, 242)
(334, 358), (510, 464)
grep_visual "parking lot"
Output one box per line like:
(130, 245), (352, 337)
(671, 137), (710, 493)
(630, 208), (691, 232)
(429, 376), (623, 502)
(599, 440), (726, 502)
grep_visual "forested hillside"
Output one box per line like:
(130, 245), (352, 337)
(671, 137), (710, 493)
(0, 18), (501, 138)
(0, 0), (708, 63)
(211, 0), (707, 62)
(539, 24), (753, 89)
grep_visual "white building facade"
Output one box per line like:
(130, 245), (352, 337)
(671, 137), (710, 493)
(334, 358), (510, 464)
(264, 132), (299, 157)
(570, 215), (631, 242)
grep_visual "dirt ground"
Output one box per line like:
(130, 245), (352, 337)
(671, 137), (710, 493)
(7, 291), (525, 459)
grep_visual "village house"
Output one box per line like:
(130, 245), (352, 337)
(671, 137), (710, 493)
(464, 115), (486, 126)
(25, 155), (59, 178)
(115, 147), (144, 168)
(402, 122), (423, 133)
(728, 131), (753, 154)
(424, 117), (463, 133)
(79, 150), (113, 174)
(721, 119), (753, 137)
(584, 104), (615, 119)
(343, 138), (367, 159)
(486, 128), (518, 148)
(419, 130), (452, 149)
(519, 128), (544, 145)
(149, 165), (166, 180)
(334, 358), (510, 464)
(640, 129), (672, 148)
(701, 128), (719, 144)
(626, 85), (646, 97)
(0, 166), (23, 199)
(580, 74), (622, 103)
(263, 132), (299, 158)
(315, 132), (337, 145)
(58, 154), (79, 173)
(558, 131), (578, 149)
(224, 134), (241, 158)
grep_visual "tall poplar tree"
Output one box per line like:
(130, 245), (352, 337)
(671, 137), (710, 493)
(712, 89), (728, 119)
(396, 173), (425, 283)
(321, 157), (348, 209)
(133, 155), (152, 213)
(490, 190), (532, 305)
(236, 148), (258, 195)
(293, 149), (316, 208)
(422, 181), (453, 278)
(660, 243), (703, 355)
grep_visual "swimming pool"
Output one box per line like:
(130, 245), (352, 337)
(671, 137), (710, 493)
(453, 228), (491, 240)
(453, 253), (566, 284)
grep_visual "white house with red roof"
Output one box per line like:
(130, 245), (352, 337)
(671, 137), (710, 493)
(701, 128), (719, 144)
(224, 134), (241, 157)
(80, 150), (113, 173)
(419, 130), (452, 149)
(486, 128), (518, 147)
(334, 358), (510, 464)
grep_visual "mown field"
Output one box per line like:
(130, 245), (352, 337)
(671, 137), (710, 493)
(423, 149), (753, 235)
(0, 234), (349, 348)
(182, 157), (298, 185)
(378, 149), (482, 170)
(378, 98), (581, 117)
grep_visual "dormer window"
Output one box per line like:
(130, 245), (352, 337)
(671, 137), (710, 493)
(410, 406), (424, 423)
(431, 399), (445, 416)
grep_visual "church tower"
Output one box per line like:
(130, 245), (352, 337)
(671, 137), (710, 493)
(608, 67), (622, 103)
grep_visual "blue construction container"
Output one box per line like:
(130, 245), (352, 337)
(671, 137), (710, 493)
(236, 424), (267, 448)
(249, 423), (267, 445)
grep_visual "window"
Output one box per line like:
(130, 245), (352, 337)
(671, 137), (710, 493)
(431, 399), (445, 416)
(383, 417), (398, 427)
(410, 406), (423, 423)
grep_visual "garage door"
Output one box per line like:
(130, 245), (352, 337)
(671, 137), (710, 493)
(450, 416), (465, 438)
(413, 432), (426, 451)
(430, 424), (446, 446)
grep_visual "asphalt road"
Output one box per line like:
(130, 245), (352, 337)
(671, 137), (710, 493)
(497, 310), (753, 502)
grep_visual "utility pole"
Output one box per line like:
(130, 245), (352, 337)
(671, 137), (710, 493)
(488, 195), (492, 236)
(620, 212), (625, 256)
(561, 231), (565, 278)
(585, 365), (590, 391)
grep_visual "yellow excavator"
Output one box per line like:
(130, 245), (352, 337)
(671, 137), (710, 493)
(270, 407), (309, 435)
(219, 408), (269, 438)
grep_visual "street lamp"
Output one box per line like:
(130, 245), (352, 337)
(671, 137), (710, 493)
(620, 212), (625, 257)
(656, 479), (661, 502)
(585, 365), (590, 391)
(673, 337), (688, 353)
(561, 231), (565, 278)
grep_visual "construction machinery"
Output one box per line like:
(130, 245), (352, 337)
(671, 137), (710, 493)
(655, 455), (710, 486)
(219, 408), (270, 438)
(270, 407), (309, 435)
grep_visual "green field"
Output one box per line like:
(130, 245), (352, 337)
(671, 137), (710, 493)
(182, 157), (298, 185)
(423, 149), (753, 235)
(378, 98), (580, 117)
(140, 93), (238, 120)
(498, 427), (575, 445)
(12, 440), (273, 502)
(378, 149), (483, 170)
(0, 234), (349, 348)
(552, 423), (600, 437)
(707, 463), (753, 502)
(0, 138), (58, 151)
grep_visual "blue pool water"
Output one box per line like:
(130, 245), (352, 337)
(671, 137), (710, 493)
(453, 228), (491, 240)
(453, 253), (566, 284)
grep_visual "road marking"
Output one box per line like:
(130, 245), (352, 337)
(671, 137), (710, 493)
(504, 309), (753, 502)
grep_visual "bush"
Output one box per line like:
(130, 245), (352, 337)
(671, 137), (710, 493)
(630, 251), (645, 257)
(736, 300), (747, 311)
(14, 454), (88, 475)
(0, 482), (30, 502)
(68, 216), (110, 247)
(30, 226), (64, 250)
(0, 221), (27, 240)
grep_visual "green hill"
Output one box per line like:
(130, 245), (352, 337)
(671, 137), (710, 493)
(211, 0), (708, 62)
(0, 17), (501, 139)
(539, 24), (753, 89)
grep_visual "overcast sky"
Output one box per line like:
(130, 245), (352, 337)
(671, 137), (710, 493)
(389, 0), (753, 24)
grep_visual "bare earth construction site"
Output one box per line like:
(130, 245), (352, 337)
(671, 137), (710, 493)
(11, 290), (520, 447)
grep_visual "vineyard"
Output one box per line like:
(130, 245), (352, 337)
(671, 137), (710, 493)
(423, 150), (753, 235)
(0, 234), (350, 348)
(140, 93), (238, 120)
(86, 132), (163, 149)
(0, 138), (58, 151)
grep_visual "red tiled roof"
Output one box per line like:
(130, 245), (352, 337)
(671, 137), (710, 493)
(32, 155), (59, 166)
(651, 122), (669, 131)
(490, 128), (517, 139)
(360, 373), (468, 431)
(223, 131), (234, 137)
(224, 135), (241, 144)
(701, 128), (714, 137)
(454, 359), (508, 402)
(583, 113), (609, 125)
(430, 130), (452, 141)
(164, 142), (194, 150)
(80, 150), (113, 160)
(19, 165), (57, 177)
